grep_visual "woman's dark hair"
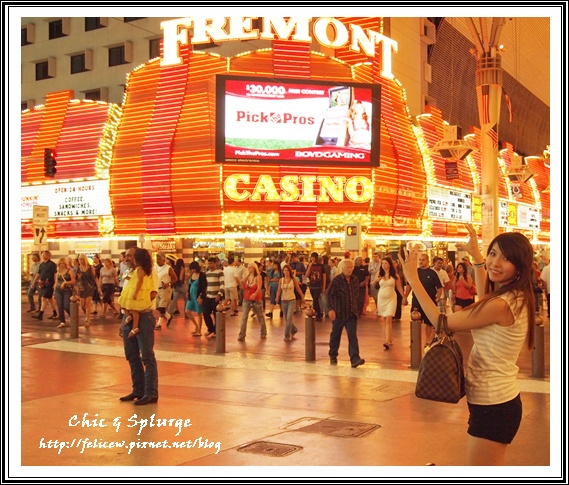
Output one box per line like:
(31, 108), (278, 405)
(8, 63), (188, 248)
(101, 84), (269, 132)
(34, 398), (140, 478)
(454, 262), (469, 280)
(174, 258), (185, 279)
(379, 257), (396, 279)
(134, 248), (152, 276)
(189, 261), (201, 272)
(469, 232), (536, 348)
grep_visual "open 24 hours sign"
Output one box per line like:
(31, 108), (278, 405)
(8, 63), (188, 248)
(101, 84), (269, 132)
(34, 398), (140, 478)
(21, 180), (111, 220)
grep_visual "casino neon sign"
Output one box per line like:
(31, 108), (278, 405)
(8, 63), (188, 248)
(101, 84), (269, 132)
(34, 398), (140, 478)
(161, 17), (398, 79)
(223, 174), (373, 203)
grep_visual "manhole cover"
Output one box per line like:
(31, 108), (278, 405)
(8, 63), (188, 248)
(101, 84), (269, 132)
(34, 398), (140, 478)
(296, 419), (380, 437)
(237, 441), (302, 457)
(372, 382), (416, 401)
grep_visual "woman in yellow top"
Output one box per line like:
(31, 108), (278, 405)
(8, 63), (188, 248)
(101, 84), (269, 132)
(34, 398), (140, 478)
(118, 248), (154, 339)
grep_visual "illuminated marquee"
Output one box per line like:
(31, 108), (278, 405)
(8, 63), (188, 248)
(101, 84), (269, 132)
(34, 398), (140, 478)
(161, 17), (398, 79)
(21, 180), (111, 219)
(223, 174), (373, 203)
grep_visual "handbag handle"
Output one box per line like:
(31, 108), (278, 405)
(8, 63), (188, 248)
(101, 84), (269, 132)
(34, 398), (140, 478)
(436, 314), (452, 336)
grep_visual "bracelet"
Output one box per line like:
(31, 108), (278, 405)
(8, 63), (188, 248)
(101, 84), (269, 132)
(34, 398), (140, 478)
(473, 260), (486, 268)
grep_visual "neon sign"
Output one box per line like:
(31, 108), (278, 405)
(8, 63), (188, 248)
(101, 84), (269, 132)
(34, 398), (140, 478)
(161, 17), (398, 79)
(223, 174), (373, 203)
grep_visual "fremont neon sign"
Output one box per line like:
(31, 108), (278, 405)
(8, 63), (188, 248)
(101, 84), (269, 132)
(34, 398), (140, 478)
(161, 17), (398, 79)
(223, 174), (373, 203)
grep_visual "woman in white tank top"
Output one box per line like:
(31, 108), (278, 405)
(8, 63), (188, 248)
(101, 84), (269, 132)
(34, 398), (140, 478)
(276, 264), (305, 341)
(401, 223), (535, 466)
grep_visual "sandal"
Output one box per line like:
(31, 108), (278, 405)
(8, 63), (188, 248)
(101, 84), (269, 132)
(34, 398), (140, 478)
(192, 332), (202, 337)
(128, 328), (140, 339)
(84, 321), (90, 328)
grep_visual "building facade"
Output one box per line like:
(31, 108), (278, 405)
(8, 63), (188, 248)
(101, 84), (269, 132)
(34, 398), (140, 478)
(20, 15), (550, 266)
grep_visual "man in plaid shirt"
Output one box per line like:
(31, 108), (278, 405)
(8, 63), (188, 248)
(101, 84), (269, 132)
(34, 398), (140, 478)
(326, 258), (365, 368)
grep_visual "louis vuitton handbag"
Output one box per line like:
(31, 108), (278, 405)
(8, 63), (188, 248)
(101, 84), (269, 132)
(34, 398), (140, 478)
(415, 314), (466, 403)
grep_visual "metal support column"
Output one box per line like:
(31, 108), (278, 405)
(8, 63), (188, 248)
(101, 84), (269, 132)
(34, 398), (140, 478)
(305, 313), (316, 362)
(69, 297), (79, 338)
(532, 317), (545, 378)
(215, 308), (226, 354)
(410, 308), (423, 369)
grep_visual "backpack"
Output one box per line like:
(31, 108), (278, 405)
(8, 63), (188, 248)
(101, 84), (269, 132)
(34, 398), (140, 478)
(415, 314), (466, 403)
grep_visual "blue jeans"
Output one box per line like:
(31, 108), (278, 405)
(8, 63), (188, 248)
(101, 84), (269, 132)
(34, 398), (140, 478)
(269, 285), (279, 305)
(238, 300), (267, 339)
(54, 287), (72, 323)
(281, 299), (298, 338)
(121, 311), (158, 399)
(28, 284), (38, 311)
(167, 285), (188, 314)
(329, 315), (362, 365)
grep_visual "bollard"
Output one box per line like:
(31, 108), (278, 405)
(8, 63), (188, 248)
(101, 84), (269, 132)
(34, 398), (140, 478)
(532, 316), (545, 378)
(215, 302), (227, 354)
(410, 308), (423, 369)
(69, 296), (80, 338)
(305, 306), (316, 362)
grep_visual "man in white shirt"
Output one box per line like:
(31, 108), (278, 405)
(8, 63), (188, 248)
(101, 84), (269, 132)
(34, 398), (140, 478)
(27, 252), (41, 312)
(154, 253), (178, 329)
(235, 258), (247, 306)
(367, 252), (381, 309)
(432, 257), (450, 309)
(223, 257), (240, 316)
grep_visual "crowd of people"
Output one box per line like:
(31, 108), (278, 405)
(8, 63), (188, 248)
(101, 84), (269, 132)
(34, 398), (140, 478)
(26, 247), (550, 343)
(27, 250), (120, 329)
(25, 235), (550, 462)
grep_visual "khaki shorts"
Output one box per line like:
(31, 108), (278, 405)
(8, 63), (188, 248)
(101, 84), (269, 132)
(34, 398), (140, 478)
(225, 287), (238, 301)
(157, 287), (172, 308)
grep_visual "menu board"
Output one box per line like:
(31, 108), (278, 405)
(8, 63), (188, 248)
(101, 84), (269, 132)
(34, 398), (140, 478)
(499, 200), (540, 229)
(21, 179), (111, 220)
(427, 187), (472, 221)
(499, 201), (509, 226)
(517, 203), (540, 230)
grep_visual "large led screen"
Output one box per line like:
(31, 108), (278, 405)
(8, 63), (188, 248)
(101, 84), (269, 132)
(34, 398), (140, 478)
(216, 75), (380, 167)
